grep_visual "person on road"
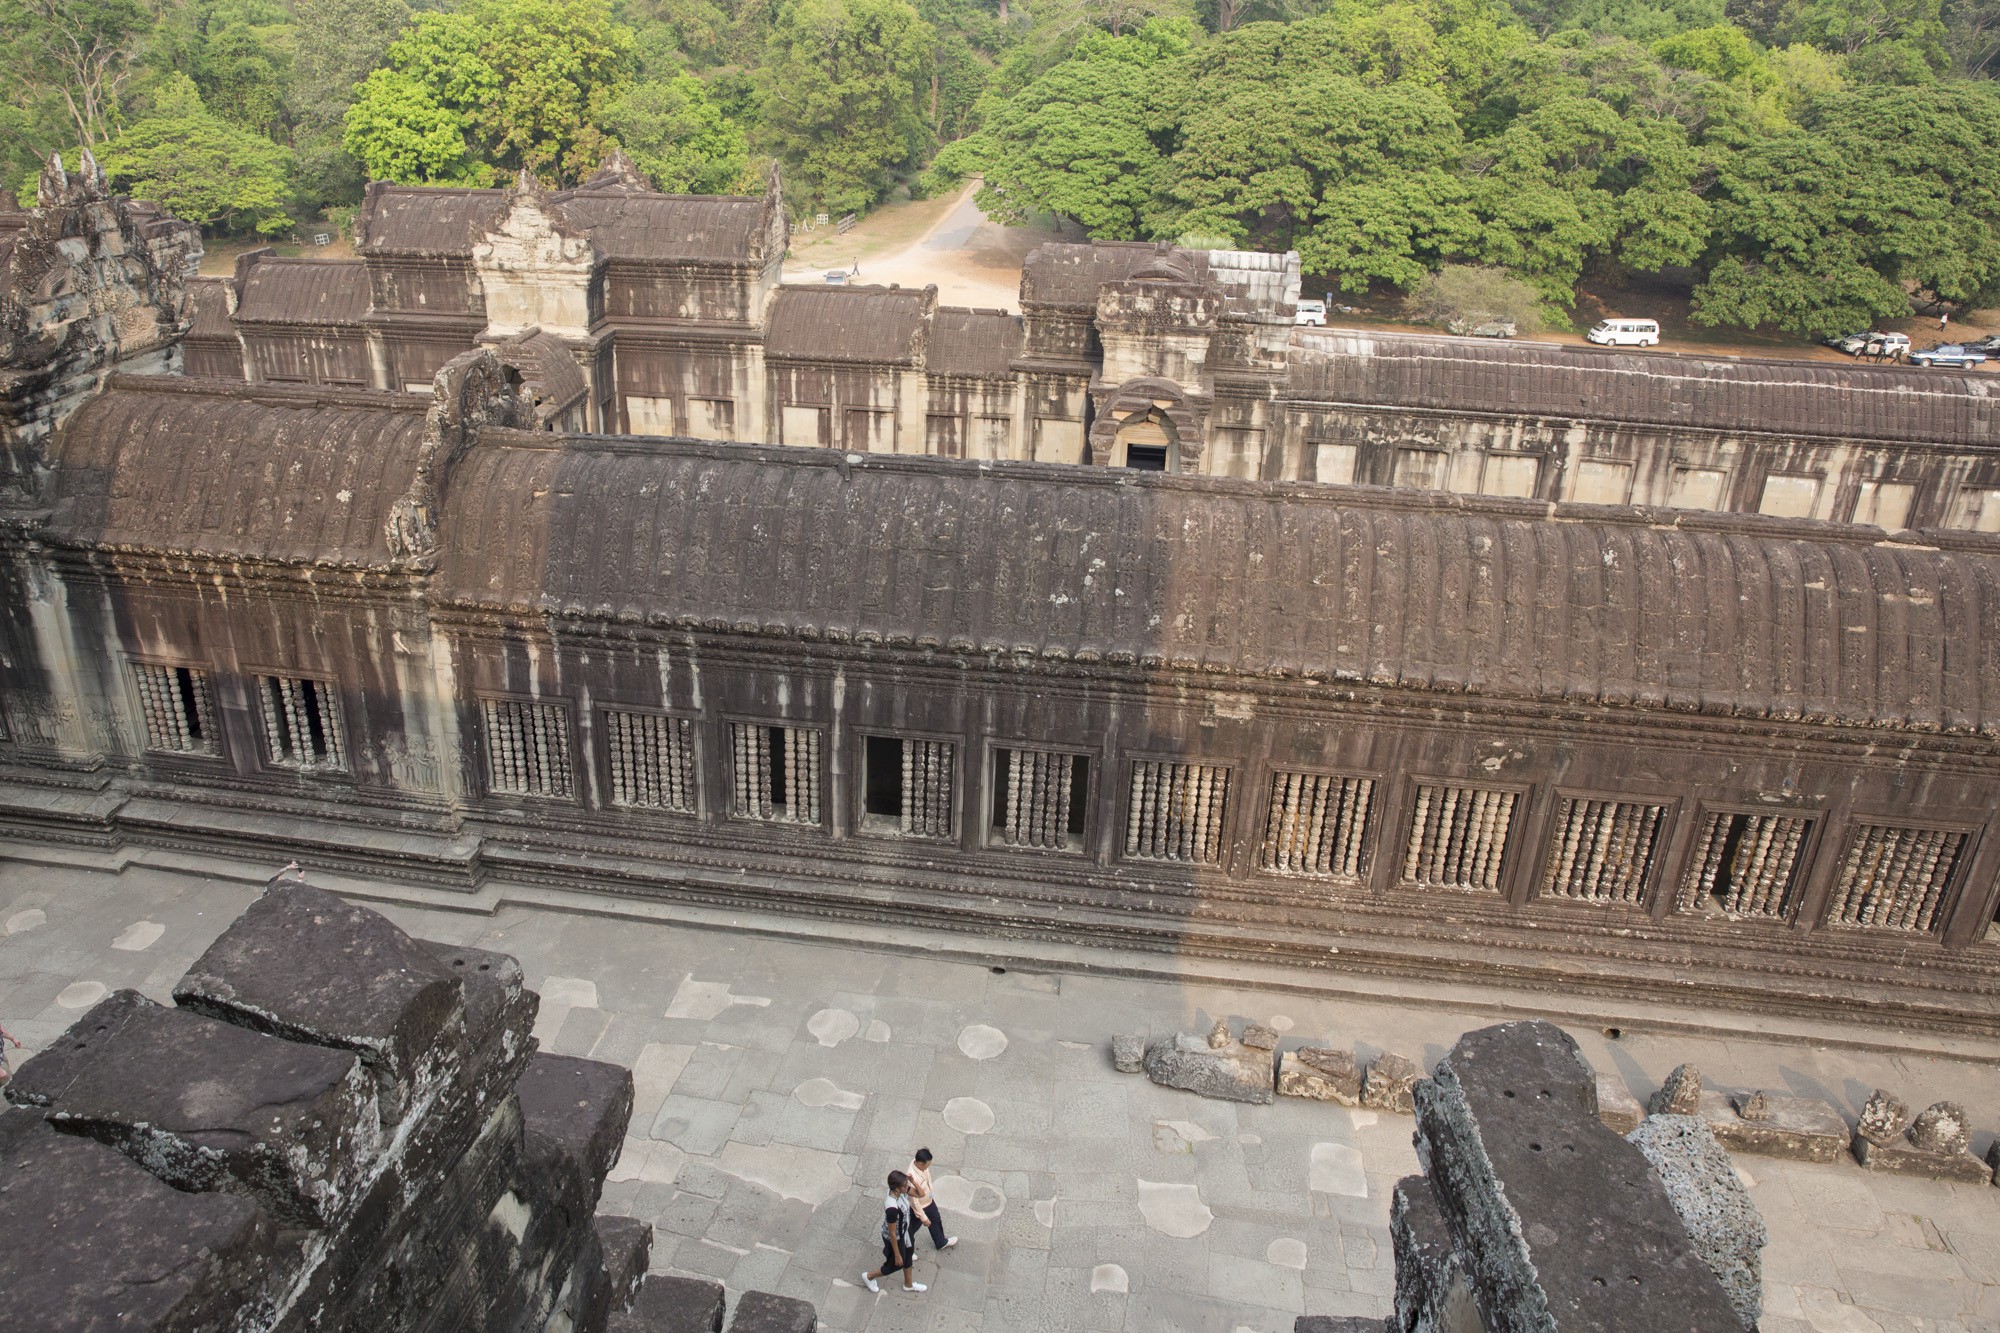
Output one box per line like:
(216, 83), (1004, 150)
(862, 1170), (925, 1294)
(907, 1148), (958, 1252)
(1941, 310), (1950, 332)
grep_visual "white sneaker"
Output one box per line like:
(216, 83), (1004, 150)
(863, 1273), (879, 1293)
(942, 1237), (958, 1249)
(905, 1283), (927, 1293)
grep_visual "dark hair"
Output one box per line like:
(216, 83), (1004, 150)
(887, 1169), (910, 1191)
(914, 1148), (933, 1163)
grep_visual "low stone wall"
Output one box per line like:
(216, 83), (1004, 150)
(0, 879), (818, 1332)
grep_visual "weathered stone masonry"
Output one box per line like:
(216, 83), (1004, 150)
(3, 353), (1999, 1038)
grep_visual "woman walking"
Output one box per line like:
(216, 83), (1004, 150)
(862, 1170), (925, 1294)
(907, 1148), (957, 1252)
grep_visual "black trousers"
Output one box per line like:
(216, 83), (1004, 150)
(922, 1201), (948, 1248)
(879, 1237), (913, 1275)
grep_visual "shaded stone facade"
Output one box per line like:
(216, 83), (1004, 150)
(2, 347), (1998, 1036)
(179, 161), (2000, 530)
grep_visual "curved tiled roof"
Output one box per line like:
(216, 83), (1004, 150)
(1291, 330), (2000, 450)
(929, 308), (1021, 379)
(765, 285), (934, 364)
(356, 184), (506, 256)
(433, 434), (2000, 735)
(554, 192), (767, 264)
(1021, 241), (1206, 309)
(234, 258), (371, 326)
(492, 329), (589, 417)
(184, 279), (235, 340)
(44, 377), (430, 567)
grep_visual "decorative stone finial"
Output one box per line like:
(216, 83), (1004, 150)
(1206, 1018), (1230, 1050)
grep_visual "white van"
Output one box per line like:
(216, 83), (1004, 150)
(1587, 318), (1660, 347)
(1295, 299), (1326, 327)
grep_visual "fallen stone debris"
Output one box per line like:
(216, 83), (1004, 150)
(1141, 1020), (1277, 1105)
(1360, 1052), (1421, 1113)
(1277, 1047), (1363, 1104)
(0, 880), (820, 1333)
(1854, 1099), (1994, 1184)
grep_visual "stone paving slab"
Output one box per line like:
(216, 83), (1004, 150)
(4, 859), (2000, 1332)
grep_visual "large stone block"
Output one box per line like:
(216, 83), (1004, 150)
(519, 1052), (637, 1207)
(1411, 1020), (1742, 1331)
(174, 883), (466, 1124)
(1277, 1049), (1362, 1104)
(612, 1274), (727, 1332)
(1143, 1031), (1274, 1104)
(39, 995), (381, 1226)
(1698, 1090), (1847, 1163)
(597, 1214), (655, 1308)
(2, 986), (156, 1107)
(421, 938), (538, 1090)
(0, 1105), (279, 1333)
(1855, 1104), (1992, 1184)
(728, 1290), (818, 1332)
(1595, 1076), (1644, 1135)
(1626, 1114), (1765, 1330)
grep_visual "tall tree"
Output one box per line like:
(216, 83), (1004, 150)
(603, 70), (751, 191)
(756, 0), (933, 214)
(96, 72), (294, 231)
(6, 0), (152, 148)
(343, 0), (633, 185)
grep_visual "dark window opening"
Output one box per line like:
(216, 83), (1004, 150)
(1125, 444), (1168, 471)
(1678, 811), (1810, 919)
(174, 669), (207, 744)
(864, 735), (902, 821)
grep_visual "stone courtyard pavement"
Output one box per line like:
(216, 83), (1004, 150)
(2, 850), (1998, 1332)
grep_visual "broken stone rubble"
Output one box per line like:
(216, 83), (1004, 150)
(1143, 1023), (1276, 1105)
(1855, 1101), (1994, 1184)
(0, 879), (820, 1332)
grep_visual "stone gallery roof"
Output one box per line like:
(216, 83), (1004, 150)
(184, 278), (236, 340)
(433, 432), (2000, 734)
(44, 376), (429, 567)
(765, 285), (935, 364)
(1021, 241), (1205, 309)
(1292, 330), (2000, 449)
(356, 183), (508, 256)
(492, 328), (589, 418)
(357, 180), (769, 265)
(929, 307), (1022, 379)
(234, 258), (371, 326)
(554, 192), (769, 264)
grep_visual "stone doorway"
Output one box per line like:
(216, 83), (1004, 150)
(1114, 410), (1178, 471)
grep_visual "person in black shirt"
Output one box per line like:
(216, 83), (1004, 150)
(862, 1169), (925, 1294)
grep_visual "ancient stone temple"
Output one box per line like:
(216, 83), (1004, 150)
(174, 158), (2000, 528)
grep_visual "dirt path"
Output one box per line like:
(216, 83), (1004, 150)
(783, 179), (1062, 311)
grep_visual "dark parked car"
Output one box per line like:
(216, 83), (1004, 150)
(1908, 343), (1990, 369)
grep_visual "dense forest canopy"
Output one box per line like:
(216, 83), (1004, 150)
(2, 0), (1997, 334)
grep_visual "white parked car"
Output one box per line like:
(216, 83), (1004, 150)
(1586, 317), (1660, 347)
(1295, 299), (1326, 327)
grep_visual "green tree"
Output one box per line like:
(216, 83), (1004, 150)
(756, 0), (934, 214)
(1693, 83), (2000, 334)
(5, 0), (152, 148)
(954, 18), (1191, 235)
(604, 70), (750, 191)
(181, 0), (296, 136)
(96, 72), (293, 232)
(292, 0), (412, 205)
(343, 0), (633, 185)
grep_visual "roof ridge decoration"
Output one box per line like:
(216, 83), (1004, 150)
(386, 349), (535, 563)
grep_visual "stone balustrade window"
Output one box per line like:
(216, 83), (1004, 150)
(1126, 760), (1231, 865)
(1259, 771), (1373, 880)
(135, 663), (218, 755)
(731, 722), (821, 824)
(258, 675), (345, 770)
(863, 736), (956, 838)
(1826, 823), (1966, 932)
(1539, 798), (1666, 905)
(482, 699), (572, 799)
(1677, 811), (1811, 919)
(605, 712), (696, 812)
(1403, 783), (1517, 892)
(992, 747), (1088, 852)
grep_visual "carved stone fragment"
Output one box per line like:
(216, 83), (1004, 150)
(1651, 1063), (1703, 1116)
(1241, 1023), (1279, 1051)
(1700, 1090), (1848, 1163)
(1362, 1052), (1421, 1113)
(1856, 1102), (1993, 1183)
(1595, 1075), (1645, 1134)
(1111, 1034), (1146, 1073)
(1855, 1089), (1910, 1147)
(1278, 1049), (1362, 1104)
(1144, 1031), (1275, 1105)
(1207, 1018), (1231, 1050)
(1907, 1101), (1972, 1155)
